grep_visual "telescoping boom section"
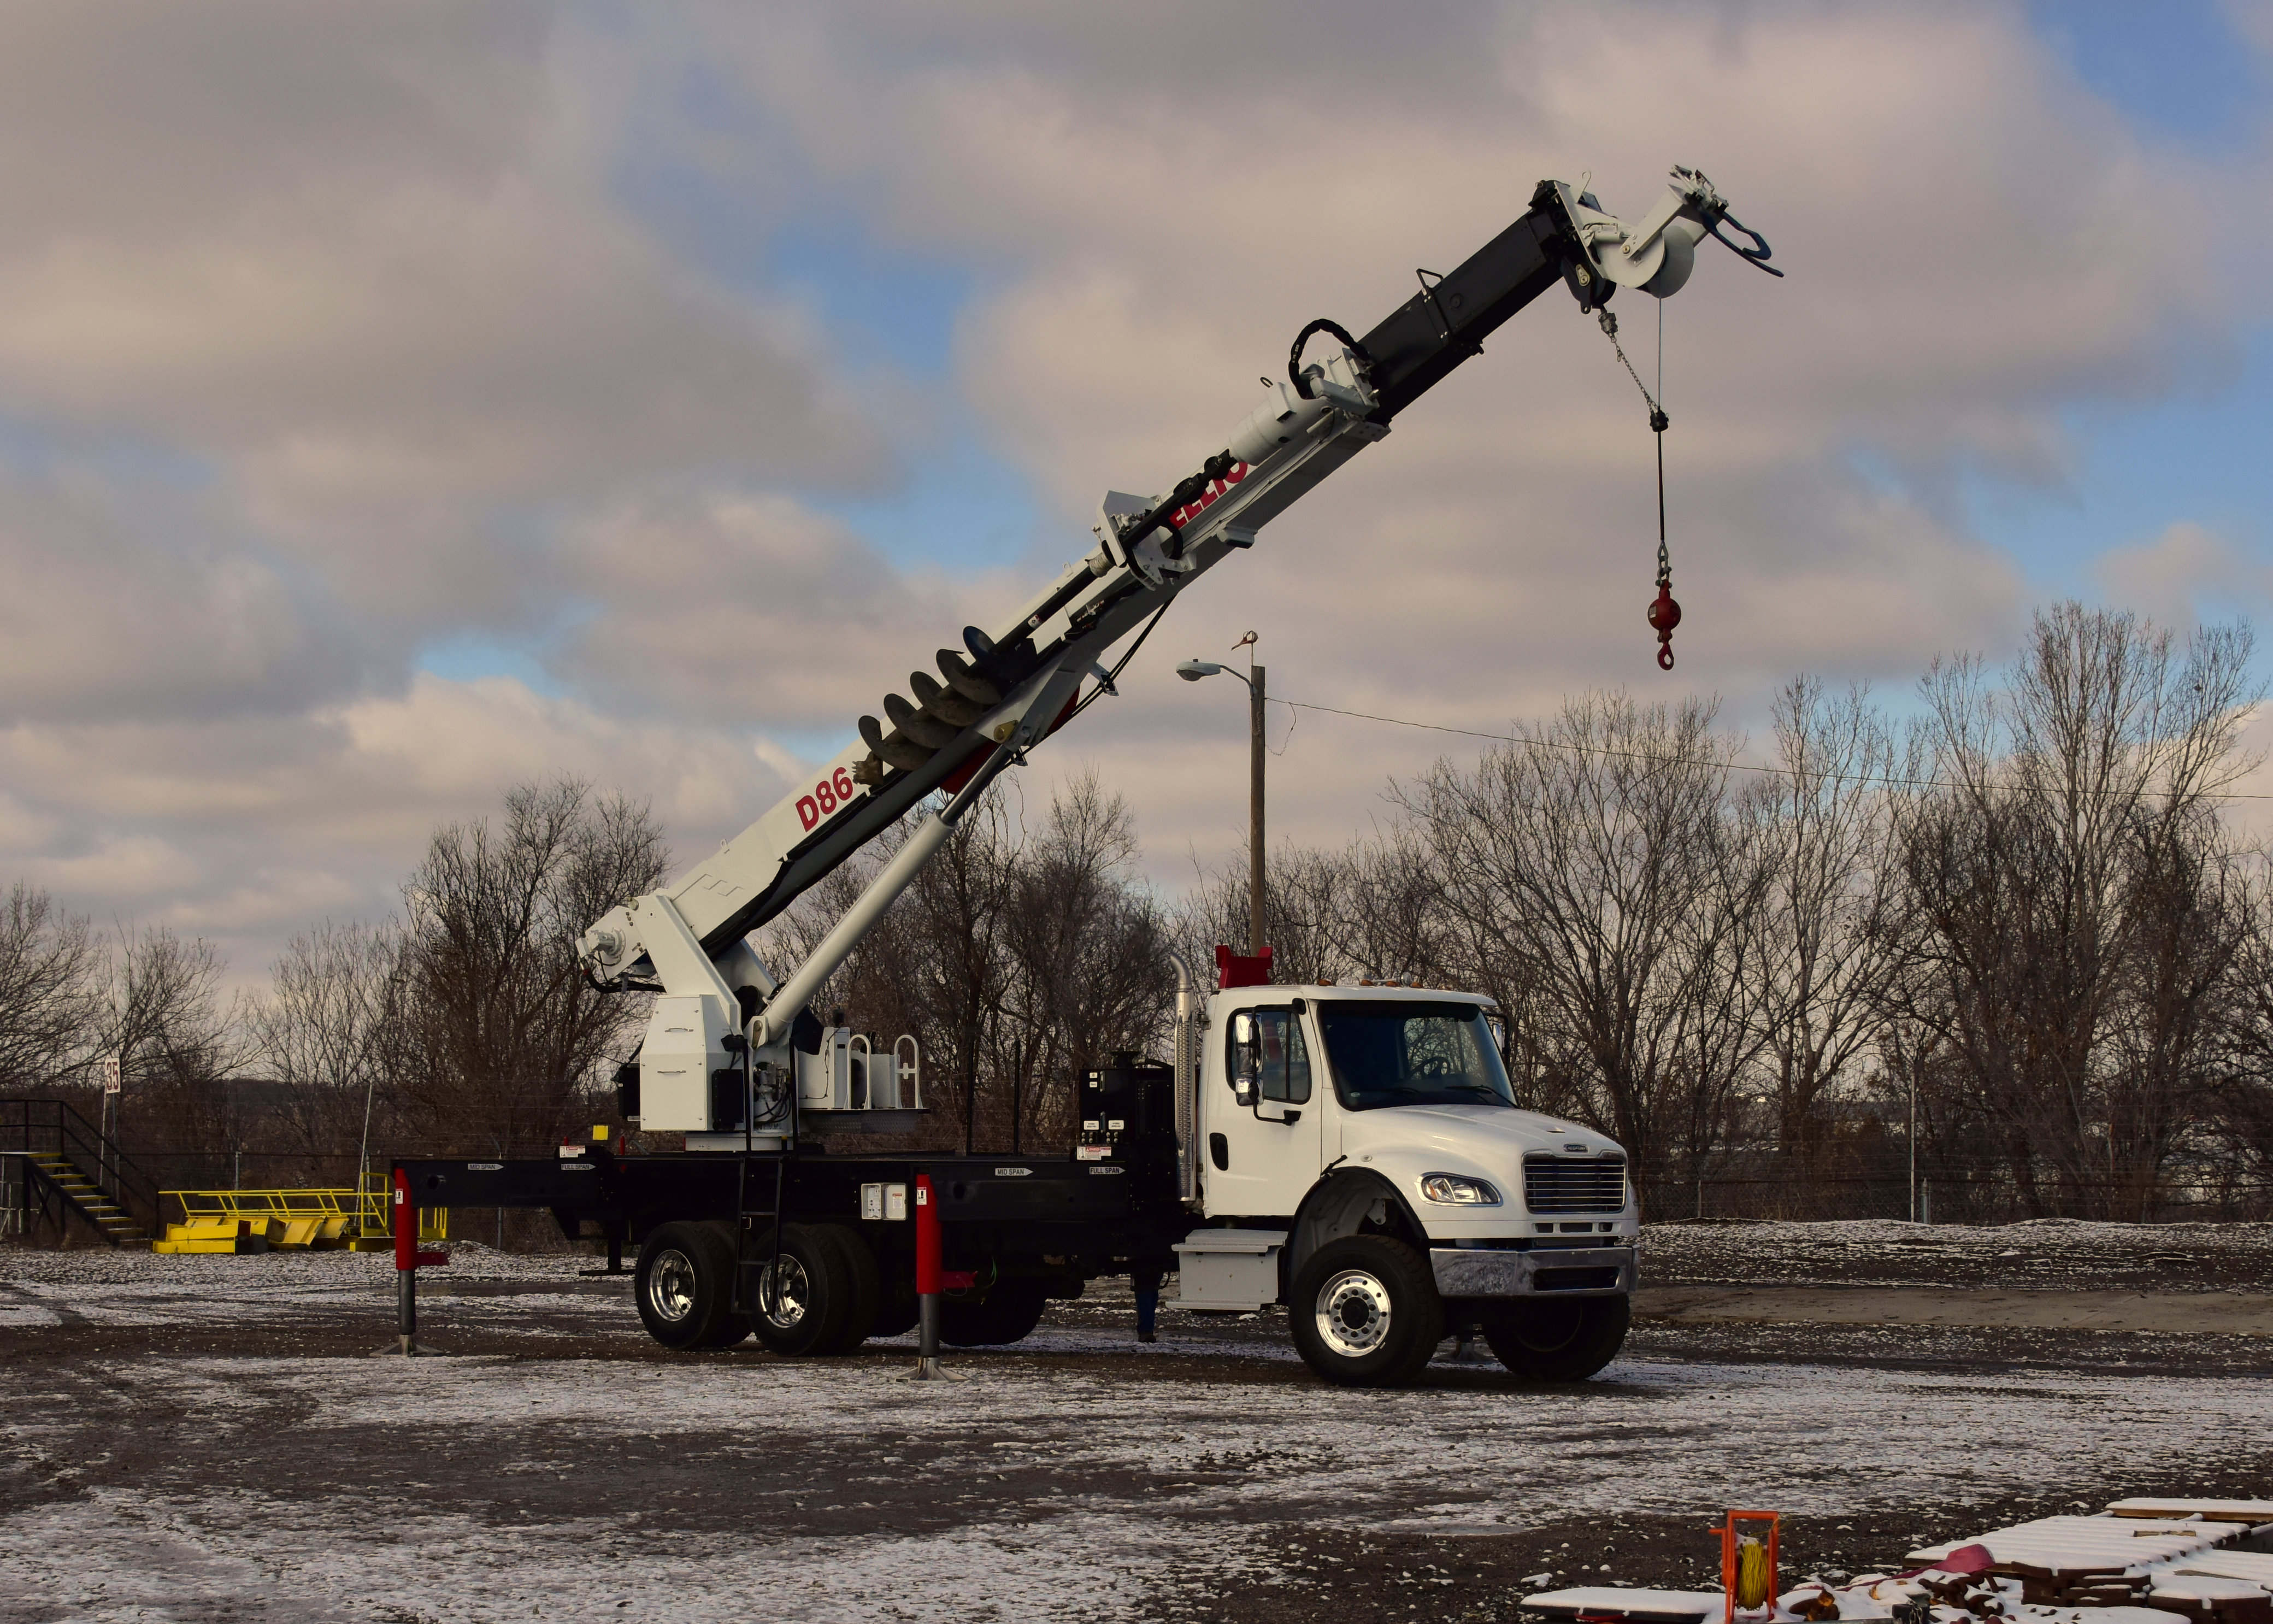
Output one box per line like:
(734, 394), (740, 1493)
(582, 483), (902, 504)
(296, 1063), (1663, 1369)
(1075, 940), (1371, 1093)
(433, 164), (1778, 1388)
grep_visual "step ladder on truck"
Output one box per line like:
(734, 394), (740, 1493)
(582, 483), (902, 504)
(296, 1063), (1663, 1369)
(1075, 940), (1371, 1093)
(401, 166), (1779, 1386)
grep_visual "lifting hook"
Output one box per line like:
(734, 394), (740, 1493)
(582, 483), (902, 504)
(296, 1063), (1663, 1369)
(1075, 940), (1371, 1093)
(1647, 579), (1681, 671)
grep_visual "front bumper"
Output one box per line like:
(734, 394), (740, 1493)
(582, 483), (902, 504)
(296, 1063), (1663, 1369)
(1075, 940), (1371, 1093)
(1429, 1244), (1633, 1298)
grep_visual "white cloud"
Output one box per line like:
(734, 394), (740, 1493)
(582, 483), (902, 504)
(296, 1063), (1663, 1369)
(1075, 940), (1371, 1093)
(0, 0), (2265, 987)
(0, 469), (365, 725)
(2094, 521), (2260, 631)
(2221, 0), (2273, 58)
(0, 2), (887, 636)
(555, 489), (1023, 728)
(680, 0), (2265, 892)
(0, 675), (789, 987)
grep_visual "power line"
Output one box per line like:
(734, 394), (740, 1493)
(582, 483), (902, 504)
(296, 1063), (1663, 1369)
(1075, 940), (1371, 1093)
(1275, 698), (2273, 803)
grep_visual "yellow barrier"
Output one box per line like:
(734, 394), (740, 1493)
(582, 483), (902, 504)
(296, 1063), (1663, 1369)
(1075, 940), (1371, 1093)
(155, 1179), (446, 1255)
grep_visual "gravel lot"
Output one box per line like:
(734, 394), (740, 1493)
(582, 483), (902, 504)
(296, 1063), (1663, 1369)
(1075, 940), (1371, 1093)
(1, 1222), (2268, 1623)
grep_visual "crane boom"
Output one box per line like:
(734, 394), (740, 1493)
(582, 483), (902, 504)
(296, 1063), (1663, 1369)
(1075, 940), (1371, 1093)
(576, 166), (1775, 1129)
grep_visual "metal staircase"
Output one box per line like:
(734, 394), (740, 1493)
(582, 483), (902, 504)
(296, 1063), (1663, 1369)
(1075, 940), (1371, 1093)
(1, 1098), (159, 1248)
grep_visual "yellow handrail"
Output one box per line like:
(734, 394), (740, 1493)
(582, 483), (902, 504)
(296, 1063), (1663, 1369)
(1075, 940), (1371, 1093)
(163, 1176), (446, 1243)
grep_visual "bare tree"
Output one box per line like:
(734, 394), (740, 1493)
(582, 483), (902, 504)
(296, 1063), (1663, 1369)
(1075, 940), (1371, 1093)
(1746, 678), (1901, 1151)
(1172, 842), (1356, 987)
(394, 779), (668, 1158)
(774, 775), (1177, 1155)
(2214, 854), (2273, 1206)
(105, 924), (245, 1174)
(773, 790), (1018, 1152)
(244, 920), (409, 1186)
(0, 884), (104, 1089)
(1888, 605), (2259, 1215)
(2101, 816), (2250, 1217)
(1170, 820), (1463, 996)
(1397, 691), (1764, 1198)
(996, 773), (1172, 1148)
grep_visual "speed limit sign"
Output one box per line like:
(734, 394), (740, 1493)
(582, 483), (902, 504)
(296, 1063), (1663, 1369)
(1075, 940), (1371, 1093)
(102, 1057), (121, 1096)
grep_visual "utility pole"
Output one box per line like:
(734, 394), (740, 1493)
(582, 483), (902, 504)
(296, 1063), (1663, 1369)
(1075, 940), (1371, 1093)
(1908, 1066), (1917, 1223)
(1176, 633), (1269, 958)
(1249, 663), (1265, 957)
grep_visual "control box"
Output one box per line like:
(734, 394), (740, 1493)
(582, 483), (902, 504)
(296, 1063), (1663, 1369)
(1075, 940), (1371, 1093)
(1076, 1053), (1173, 1164)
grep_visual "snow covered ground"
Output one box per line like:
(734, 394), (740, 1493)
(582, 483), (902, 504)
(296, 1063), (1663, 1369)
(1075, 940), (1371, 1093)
(1, 1239), (2269, 1622)
(4, 1346), (2272, 1621)
(1642, 1219), (2273, 1293)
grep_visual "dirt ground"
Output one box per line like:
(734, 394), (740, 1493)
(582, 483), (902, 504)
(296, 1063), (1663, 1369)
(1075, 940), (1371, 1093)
(2, 1221), (2269, 1623)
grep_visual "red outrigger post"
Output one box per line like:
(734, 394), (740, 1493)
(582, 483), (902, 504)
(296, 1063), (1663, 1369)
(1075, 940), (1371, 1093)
(373, 1164), (450, 1357)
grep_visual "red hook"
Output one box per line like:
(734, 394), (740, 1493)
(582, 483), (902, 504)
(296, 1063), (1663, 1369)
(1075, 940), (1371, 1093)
(1647, 581), (1682, 670)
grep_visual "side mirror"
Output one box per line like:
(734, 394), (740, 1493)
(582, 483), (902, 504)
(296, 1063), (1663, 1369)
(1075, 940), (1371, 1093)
(1233, 1012), (1255, 1045)
(1233, 1074), (1255, 1107)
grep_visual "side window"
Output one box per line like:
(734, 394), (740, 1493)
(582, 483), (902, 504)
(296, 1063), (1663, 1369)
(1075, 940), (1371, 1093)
(1228, 1008), (1311, 1105)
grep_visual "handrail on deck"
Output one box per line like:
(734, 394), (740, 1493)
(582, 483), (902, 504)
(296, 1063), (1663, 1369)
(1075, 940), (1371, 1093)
(163, 1176), (446, 1242)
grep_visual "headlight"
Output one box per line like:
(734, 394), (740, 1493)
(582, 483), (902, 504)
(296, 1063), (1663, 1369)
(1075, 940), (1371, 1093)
(1420, 1173), (1501, 1205)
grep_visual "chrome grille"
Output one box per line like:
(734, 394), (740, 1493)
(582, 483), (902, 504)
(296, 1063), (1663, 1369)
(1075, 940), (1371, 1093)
(1522, 1155), (1627, 1214)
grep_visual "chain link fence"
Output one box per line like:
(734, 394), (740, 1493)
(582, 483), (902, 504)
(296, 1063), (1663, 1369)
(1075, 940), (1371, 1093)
(1636, 1153), (2273, 1225)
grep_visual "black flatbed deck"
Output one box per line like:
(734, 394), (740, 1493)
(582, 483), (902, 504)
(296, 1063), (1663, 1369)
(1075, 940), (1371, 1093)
(396, 1146), (1191, 1282)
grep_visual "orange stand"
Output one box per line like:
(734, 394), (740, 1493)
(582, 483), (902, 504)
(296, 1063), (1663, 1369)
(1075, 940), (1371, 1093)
(1722, 1510), (1781, 1623)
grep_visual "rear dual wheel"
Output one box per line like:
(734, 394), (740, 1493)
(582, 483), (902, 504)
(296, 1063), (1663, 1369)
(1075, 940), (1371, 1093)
(635, 1222), (749, 1350)
(749, 1221), (881, 1356)
(637, 1220), (887, 1355)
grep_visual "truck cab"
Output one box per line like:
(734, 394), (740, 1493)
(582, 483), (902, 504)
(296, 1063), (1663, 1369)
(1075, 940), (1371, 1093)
(1176, 981), (1638, 1385)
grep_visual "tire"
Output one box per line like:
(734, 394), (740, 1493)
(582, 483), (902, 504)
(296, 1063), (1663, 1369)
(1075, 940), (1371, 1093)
(696, 1221), (751, 1348)
(746, 1223), (858, 1357)
(635, 1221), (739, 1351)
(804, 1223), (882, 1353)
(1481, 1294), (1630, 1381)
(939, 1284), (1047, 1348)
(1288, 1235), (1446, 1388)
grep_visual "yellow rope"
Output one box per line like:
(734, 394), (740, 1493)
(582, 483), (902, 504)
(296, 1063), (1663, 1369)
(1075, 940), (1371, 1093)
(1735, 1537), (1773, 1609)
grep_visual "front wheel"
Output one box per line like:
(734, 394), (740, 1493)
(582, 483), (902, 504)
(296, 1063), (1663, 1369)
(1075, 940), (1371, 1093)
(1481, 1295), (1630, 1381)
(1288, 1235), (1445, 1387)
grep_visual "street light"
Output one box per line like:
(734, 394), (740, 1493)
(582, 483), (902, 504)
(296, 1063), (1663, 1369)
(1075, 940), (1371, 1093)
(1177, 647), (1266, 957)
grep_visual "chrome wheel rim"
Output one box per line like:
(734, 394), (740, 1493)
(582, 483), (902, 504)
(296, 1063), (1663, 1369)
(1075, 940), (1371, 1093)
(757, 1255), (813, 1330)
(1316, 1267), (1392, 1357)
(647, 1248), (697, 1324)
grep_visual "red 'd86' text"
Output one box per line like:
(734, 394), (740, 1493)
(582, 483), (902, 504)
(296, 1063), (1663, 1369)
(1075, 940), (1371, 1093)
(795, 766), (858, 830)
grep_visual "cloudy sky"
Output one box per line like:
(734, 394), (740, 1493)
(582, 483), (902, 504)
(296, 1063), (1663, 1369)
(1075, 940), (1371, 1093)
(4, 0), (2271, 988)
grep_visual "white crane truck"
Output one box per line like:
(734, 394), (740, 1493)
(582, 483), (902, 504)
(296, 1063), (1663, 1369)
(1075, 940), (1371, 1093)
(402, 167), (1776, 1387)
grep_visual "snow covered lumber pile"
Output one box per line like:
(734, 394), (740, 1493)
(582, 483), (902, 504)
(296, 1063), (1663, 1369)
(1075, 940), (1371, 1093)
(1910, 1513), (2239, 1608)
(1524, 1500), (2273, 1624)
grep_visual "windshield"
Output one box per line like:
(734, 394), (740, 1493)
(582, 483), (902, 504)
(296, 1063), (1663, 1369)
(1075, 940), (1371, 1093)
(1315, 1001), (1515, 1111)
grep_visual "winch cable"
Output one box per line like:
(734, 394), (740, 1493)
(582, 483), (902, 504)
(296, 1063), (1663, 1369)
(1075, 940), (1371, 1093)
(1064, 600), (1174, 727)
(1599, 302), (1681, 669)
